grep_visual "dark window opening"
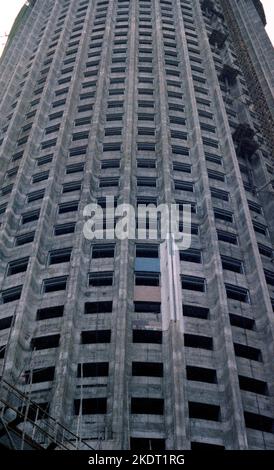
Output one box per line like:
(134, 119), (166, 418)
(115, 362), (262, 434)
(25, 367), (55, 384)
(81, 330), (111, 344)
(59, 201), (79, 214)
(253, 221), (267, 236)
(225, 284), (249, 303)
(49, 248), (72, 265)
(77, 362), (109, 378)
(183, 305), (209, 320)
(189, 402), (220, 422)
(74, 398), (107, 415)
(84, 301), (113, 314)
(137, 159), (156, 169)
(36, 305), (64, 321)
(180, 249), (201, 263)
(248, 201), (262, 215)
(137, 177), (157, 188)
(131, 398), (164, 415)
(217, 230), (238, 245)
(221, 256), (243, 274)
(173, 162), (191, 174)
(186, 366), (217, 384)
(258, 244), (273, 258)
(239, 375), (268, 395)
(214, 208), (233, 223)
(208, 170), (225, 182)
(229, 314), (255, 331)
(66, 163), (85, 174)
(244, 412), (274, 433)
(2, 286), (22, 304)
(184, 334), (213, 351)
(88, 272), (113, 287)
(174, 180), (193, 192)
(135, 272), (160, 286)
(54, 223), (76, 236)
(63, 182), (82, 193)
(27, 189), (45, 203)
(22, 210), (40, 224)
(0, 316), (13, 331)
(7, 258), (29, 276)
(15, 232), (35, 246)
(43, 276), (67, 293)
(211, 188), (229, 201)
(181, 276), (205, 292)
(101, 159), (120, 169)
(32, 171), (49, 183)
(0, 346), (6, 359)
(31, 334), (60, 350)
(99, 177), (119, 188)
(133, 330), (162, 344)
(234, 343), (262, 362)
(92, 244), (115, 259)
(132, 362), (163, 377)
(264, 270), (274, 286)
(136, 244), (159, 259)
(134, 301), (161, 314)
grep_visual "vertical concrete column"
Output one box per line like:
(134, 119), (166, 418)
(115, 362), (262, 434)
(1, 0), (81, 385)
(153, 0), (189, 450)
(0, 0), (60, 183)
(220, 0), (274, 152)
(174, 0), (248, 449)
(49, 0), (118, 433)
(220, 0), (274, 244)
(193, 0), (274, 410)
(160, 238), (189, 449)
(232, 0), (274, 109)
(251, 153), (274, 245)
(224, 56), (274, 245)
(110, 0), (138, 449)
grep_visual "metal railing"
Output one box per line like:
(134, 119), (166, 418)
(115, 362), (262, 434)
(0, 379), (94, 450)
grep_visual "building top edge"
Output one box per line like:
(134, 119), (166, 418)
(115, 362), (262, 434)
(252, 0), (267, 26)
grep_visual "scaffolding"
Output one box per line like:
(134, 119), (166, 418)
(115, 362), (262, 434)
(233, 122), (259, 158)
(0, 378), (95, 451)
(220, 0), (274, 156)
(0, 298), (99, 451)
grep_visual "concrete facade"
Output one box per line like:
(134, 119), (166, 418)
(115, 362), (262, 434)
(0, 0), (273, 450)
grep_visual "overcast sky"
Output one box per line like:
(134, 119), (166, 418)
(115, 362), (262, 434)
(0, 0), (274, 56)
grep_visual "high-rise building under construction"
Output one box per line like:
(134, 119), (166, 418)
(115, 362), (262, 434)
(0, 0), (274, 451)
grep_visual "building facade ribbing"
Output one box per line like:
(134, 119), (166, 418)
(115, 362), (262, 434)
(0, 0), (274, 450)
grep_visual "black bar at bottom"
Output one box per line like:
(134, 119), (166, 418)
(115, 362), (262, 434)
(1, 450), (273, 468)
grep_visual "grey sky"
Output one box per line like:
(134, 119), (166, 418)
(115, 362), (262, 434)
(0, 0), (274, 56)
(263, 0), (274, 44)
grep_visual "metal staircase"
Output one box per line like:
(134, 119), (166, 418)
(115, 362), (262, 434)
(0, 379), (94, 451)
